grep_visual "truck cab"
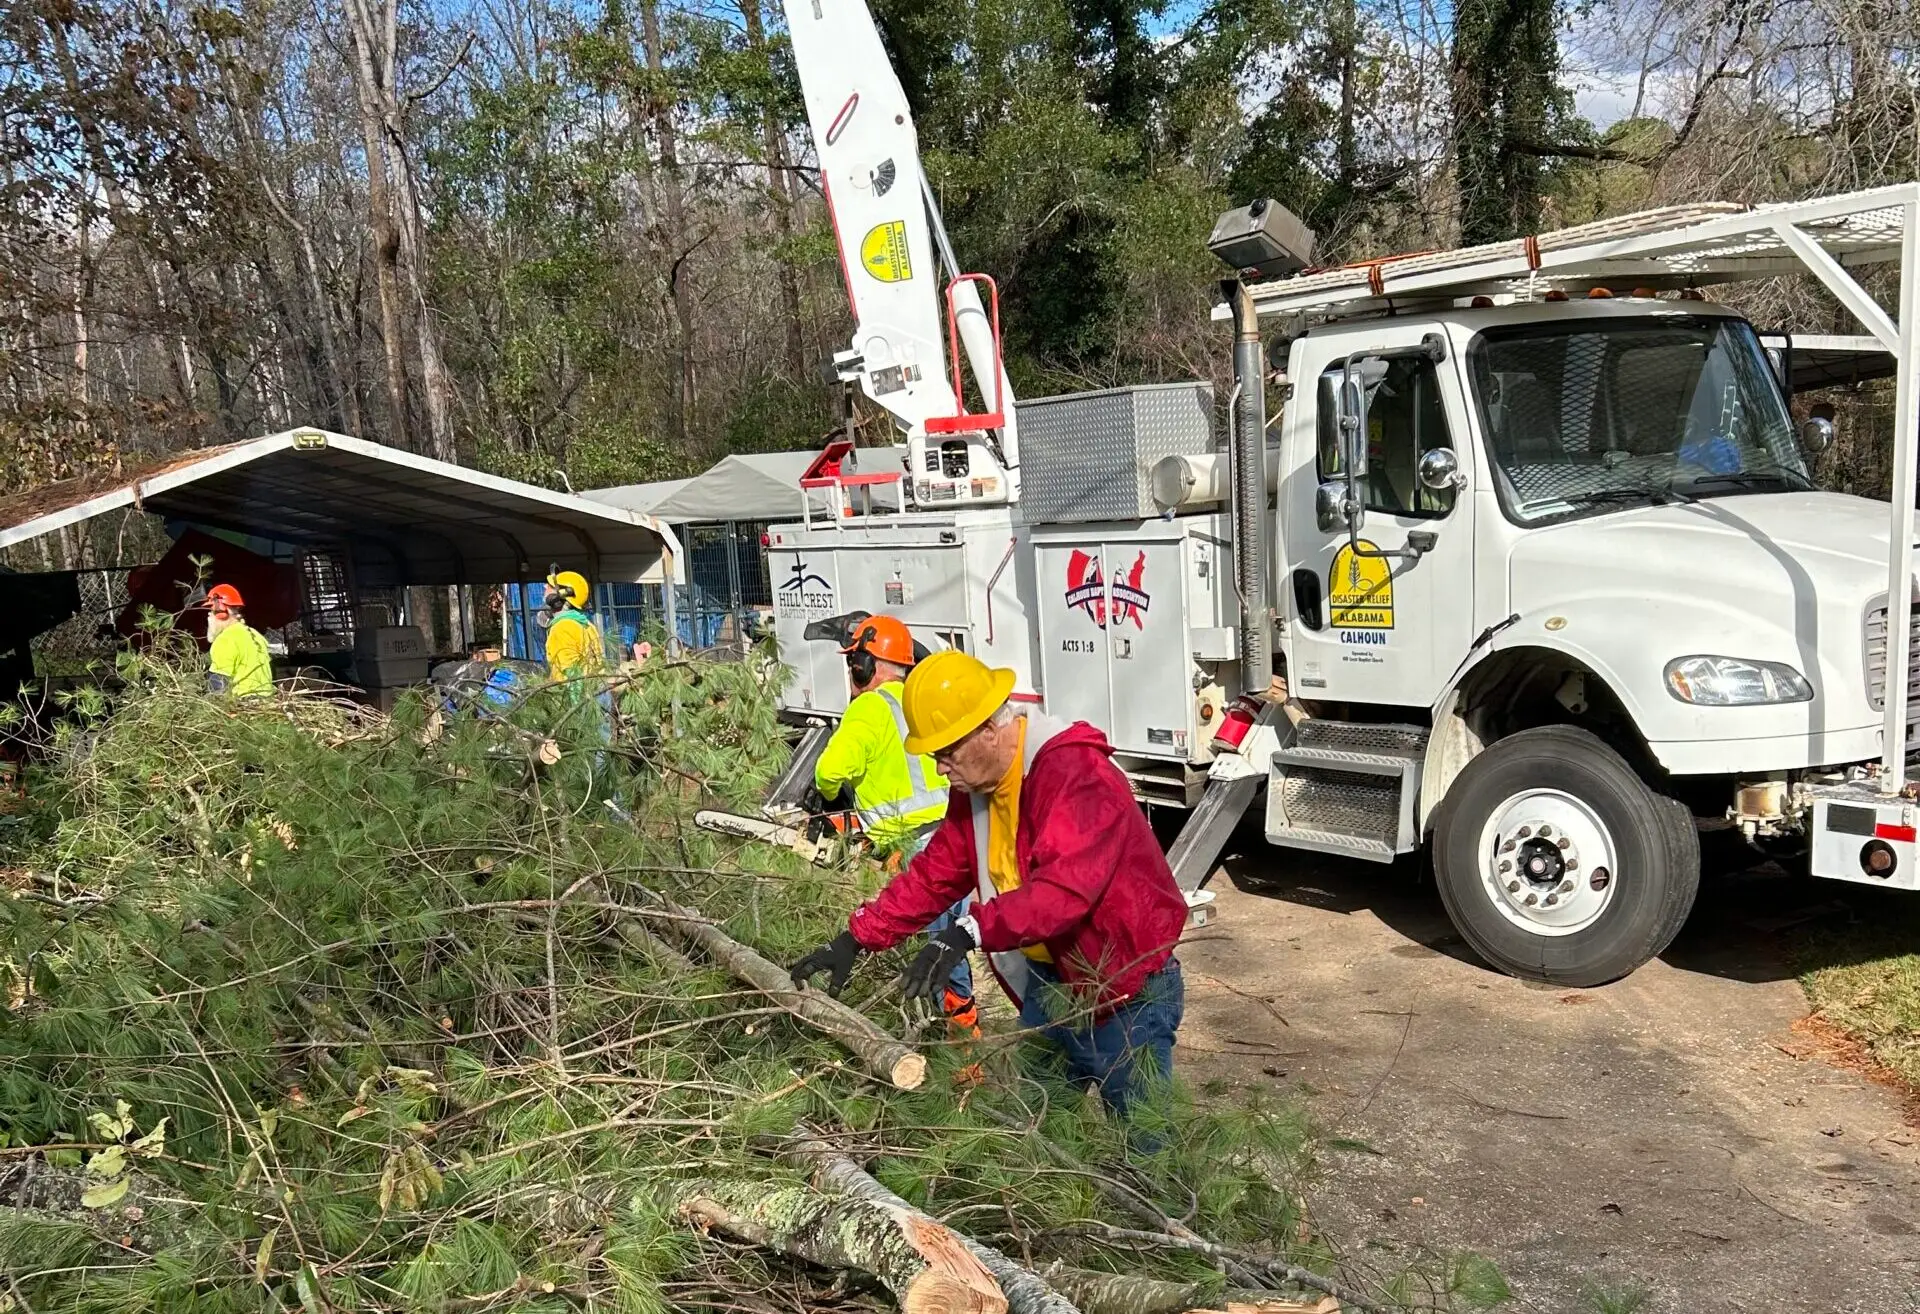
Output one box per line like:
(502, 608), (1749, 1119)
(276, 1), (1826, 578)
(1259, 293), (1907, 982)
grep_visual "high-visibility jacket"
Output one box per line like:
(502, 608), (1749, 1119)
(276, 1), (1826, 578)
(814, 681), (949, 851)
(208, 621), (273, 697)
(545, 607), (607, 681)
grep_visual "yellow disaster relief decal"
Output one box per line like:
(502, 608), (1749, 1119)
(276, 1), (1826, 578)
(861, 221), (913, 282)
(1330, 541), (1394, 628)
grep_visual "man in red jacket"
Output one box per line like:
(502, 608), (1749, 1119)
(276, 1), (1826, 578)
(790, 650), (1188, 1115)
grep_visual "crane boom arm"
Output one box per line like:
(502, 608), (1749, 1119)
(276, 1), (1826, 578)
(781, 0), (1019, 505)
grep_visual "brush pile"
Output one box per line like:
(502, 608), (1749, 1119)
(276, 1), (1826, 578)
(0, 644), (1506, 1314)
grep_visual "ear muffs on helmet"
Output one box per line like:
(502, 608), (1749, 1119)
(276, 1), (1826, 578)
(845, 622), (881, 687)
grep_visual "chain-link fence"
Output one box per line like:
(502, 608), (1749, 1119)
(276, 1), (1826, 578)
(501, 520), (772, 662)
(29, 568), (134, 677)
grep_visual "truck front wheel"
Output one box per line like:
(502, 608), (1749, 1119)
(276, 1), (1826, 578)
(1432, 725), (1699, 986)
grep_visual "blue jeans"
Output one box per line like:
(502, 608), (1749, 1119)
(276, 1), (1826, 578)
(1018, 958), (1184, 1117)
(904, 828), (973, 1001)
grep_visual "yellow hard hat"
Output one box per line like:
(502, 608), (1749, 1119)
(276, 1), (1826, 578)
(546, 569), (590, 607)
(902, 649), (1017, 756)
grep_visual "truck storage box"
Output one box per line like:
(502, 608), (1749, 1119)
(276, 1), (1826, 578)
(1016, 382), (1216, 524)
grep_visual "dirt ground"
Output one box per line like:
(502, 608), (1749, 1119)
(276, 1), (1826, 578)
(1176, 838), (1920, 1314)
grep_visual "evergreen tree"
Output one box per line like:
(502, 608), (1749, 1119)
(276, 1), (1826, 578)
(1451, 0), (1562, 243)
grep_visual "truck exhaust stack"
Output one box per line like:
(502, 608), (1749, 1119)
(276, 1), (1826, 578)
(1223, 277), (1273, 695)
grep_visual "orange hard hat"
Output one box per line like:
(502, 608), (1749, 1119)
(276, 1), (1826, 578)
(203, 583), (244, 610)
(840, 614), (916, 668)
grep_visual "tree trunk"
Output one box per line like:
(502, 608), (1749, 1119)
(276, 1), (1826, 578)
(342, 0), (413, 450)
(218, 59), (356, 433)
(784, 1134), (1082, 1314)
(611, 916), (699, 975)
(43, 15), (195, 411)
(1334, 0), (1356, 196)
(741, 0), (808, 377)
(645, 898), (926, 1089)
(71, 199), (90, 408)
(389, 141), (457, 461)
(640, 0), (698, 444)
(665, 1176), (1007, 1314)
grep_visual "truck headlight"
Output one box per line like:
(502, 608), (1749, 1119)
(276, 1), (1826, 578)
(1664, 655), (1812, 705)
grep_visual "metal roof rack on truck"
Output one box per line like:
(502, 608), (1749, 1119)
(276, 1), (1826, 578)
(1214, 185), (1917, 325)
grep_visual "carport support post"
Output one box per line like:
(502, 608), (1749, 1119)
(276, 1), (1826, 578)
(1881, 197), (1920, 793)
(725, 520), (744, 654)
(662, 547), (681, 655)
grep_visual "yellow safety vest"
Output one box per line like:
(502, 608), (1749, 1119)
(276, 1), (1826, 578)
(814, 681), (950, 850)
(545, 609), (607, 680)
(208, 621), (273, 698)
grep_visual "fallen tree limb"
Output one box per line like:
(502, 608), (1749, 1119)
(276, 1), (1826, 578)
(1035, 1264), (1323, 1314)
(647, 896), (926, 1090)
(609, 907), (700, 974)
(665, 1176), (1007, 1314)
(783, 1131), (1082, 1314)
(1053, 1223), (1383, 1314)
(972, 1104), (1269, 1290)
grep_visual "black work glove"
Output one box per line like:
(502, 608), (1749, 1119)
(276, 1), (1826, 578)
(900, 924), (976, 1007)
(789, 930), (863, 997)
(802, 784), (845, 816)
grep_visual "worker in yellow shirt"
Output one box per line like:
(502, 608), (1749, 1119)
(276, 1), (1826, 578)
(199, 583), (273, 698)
(800, 616), (975, 1026)
(542, 570), (608, 681)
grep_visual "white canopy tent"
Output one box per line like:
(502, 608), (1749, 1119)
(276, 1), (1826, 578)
(584, 449), (908, 526)
(584, 477), (692, 517)
(651, 452), (826, 522)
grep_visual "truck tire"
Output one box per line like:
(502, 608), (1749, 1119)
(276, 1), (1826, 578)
(1432, 725), (1699, 986)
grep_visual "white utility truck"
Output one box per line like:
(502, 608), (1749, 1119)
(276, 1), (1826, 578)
(769, 0), (1920, 985)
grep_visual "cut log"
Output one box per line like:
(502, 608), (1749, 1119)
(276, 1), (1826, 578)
(784, 1132), (1082, 1314)
(648, 896), (926, 1089)
(666, 1176), (1007, 1314)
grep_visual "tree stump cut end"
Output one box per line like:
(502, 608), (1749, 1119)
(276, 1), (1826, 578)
(891, 1052), (929, 1090)
(901, 1215), (1008, 1314)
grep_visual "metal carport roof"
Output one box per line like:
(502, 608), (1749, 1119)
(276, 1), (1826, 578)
(0, 428), (682, 587)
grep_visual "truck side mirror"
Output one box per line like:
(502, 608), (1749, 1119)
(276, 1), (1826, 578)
(1316, 480), (1363, 533)
(1800, 404), (1835, 456)
(1338, 371), (1370, 480)
(1333, 357), (1387, 538)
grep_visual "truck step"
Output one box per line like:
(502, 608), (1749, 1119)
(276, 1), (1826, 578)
(1285, 719), (1428, 765)
(1264, 719), (1425, 863)
(1167, 772), (1264, 891)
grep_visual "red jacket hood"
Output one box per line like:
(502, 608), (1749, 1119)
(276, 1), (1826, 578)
(1027, 716), (1114, 762)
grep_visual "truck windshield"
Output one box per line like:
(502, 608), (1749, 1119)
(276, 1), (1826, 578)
(1466, 315), (1810, 524)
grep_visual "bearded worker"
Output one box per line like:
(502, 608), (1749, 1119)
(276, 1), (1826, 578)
(199, 583), (273, 698)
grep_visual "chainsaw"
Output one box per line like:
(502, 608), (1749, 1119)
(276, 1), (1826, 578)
(695, 807), (860, 865)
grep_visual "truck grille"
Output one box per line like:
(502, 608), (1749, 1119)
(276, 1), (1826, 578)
(1864, 602), (1920, 734)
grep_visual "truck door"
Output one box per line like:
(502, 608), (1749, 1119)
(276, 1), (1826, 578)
(1280, 328), (1478, 707)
